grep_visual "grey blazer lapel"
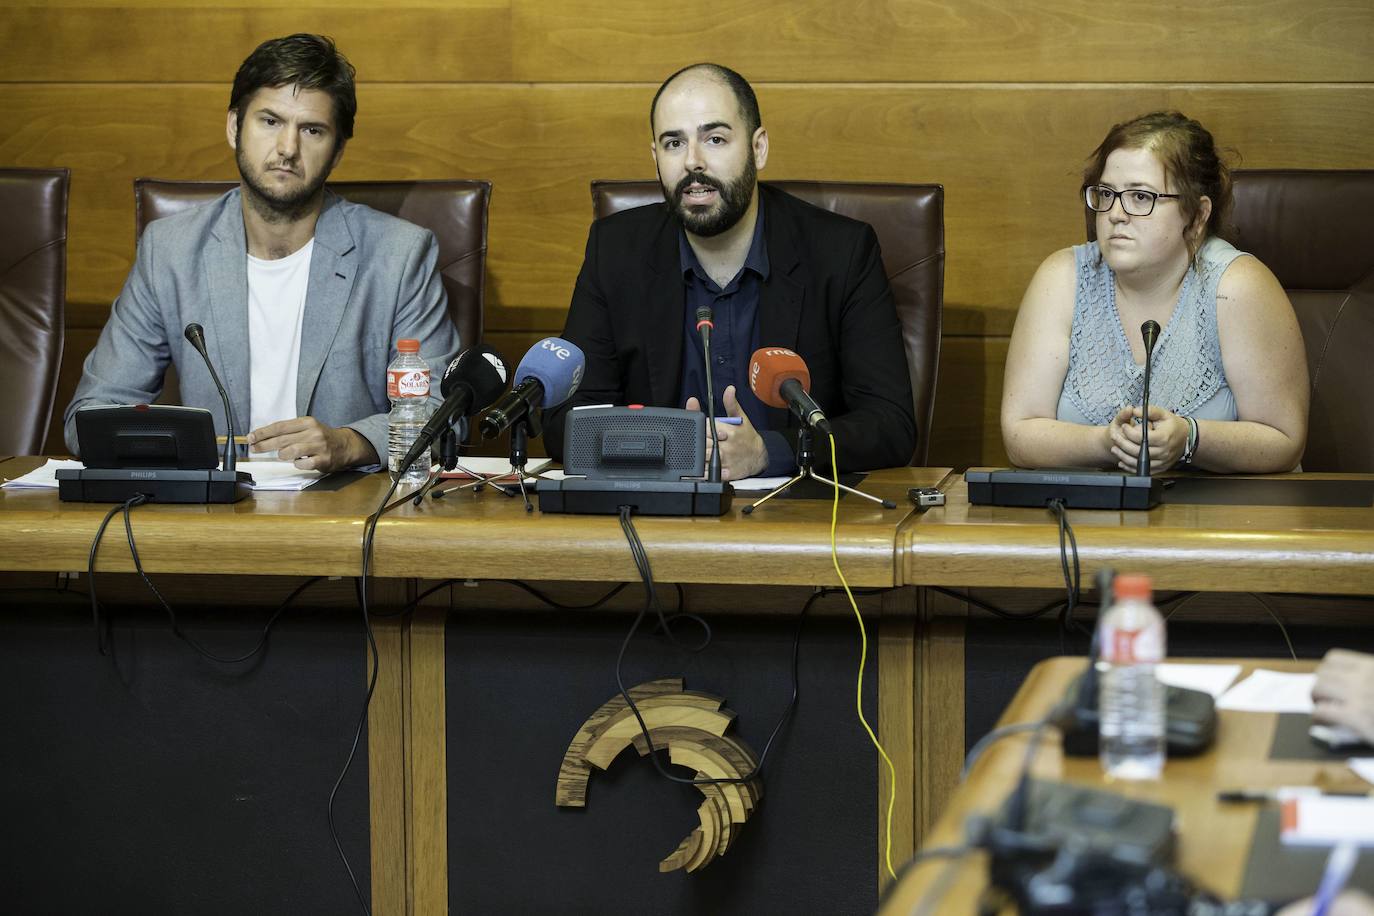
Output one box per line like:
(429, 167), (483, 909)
(297, 193), (358, 416)
(204, 196), (250, 433)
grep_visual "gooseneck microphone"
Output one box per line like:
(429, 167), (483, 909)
(183, 323), (237, 473)
(748, 347), (832, 436)
(695, 305), (722, 483)
(1136, 320), (1161, 477)
(398, 344), (509, 472)
(479, 337), (586, 440)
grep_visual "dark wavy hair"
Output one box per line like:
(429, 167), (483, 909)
(1083, 111), (1235, 261)
(229, 34), (357, 149)
(650, 63), (762, 137)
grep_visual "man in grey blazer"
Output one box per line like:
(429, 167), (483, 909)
(64, 34), (459, 471)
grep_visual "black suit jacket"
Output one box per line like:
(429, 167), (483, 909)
(544, 183), (917, 471)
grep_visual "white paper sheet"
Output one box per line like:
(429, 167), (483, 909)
(1350, 758), (1374, 787)
(1, 458), (83, 488)
(1281, 797), (1374, 845)
(729, 476), (793, 492)
(238, 460), (323, 491)
(1155, 663), (1243, 700)
(1216, 669), (1317, 713)
(0, 458), (322, 492)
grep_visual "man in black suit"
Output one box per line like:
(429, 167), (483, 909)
(544, 62), (916, 479)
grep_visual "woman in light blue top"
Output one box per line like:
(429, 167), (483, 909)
(1002, 112), (1308, 474)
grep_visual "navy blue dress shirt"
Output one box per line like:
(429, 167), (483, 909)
(678, 203), (794, 476)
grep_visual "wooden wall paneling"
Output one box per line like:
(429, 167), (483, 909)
(12, 2), (1369, 84)
(510, 1), (1374, 83)
(0, 3), (518, 83)
(928, 335), (1011, 472)
(7, 85), (1372, 323)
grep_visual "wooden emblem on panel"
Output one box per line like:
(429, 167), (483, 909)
(555, 678), (763, 873)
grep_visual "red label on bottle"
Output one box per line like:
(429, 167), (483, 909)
(1100, 621), (1164, 664)
(387, 368), (430, 399)
(1110, 629), (1140, 664)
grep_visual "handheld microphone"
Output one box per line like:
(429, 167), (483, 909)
(748, 347), (832, 436)
(399, 344), (509, 472)
(183, 322), (237, 472)
(695, 305), (722, 482)
(479, 337), (585, 440)
(1136, 320), (1161, 477)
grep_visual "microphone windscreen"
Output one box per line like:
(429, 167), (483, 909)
(514, 337), (585, 408)
(440, 345), (509, 409)
(1141, 319), (1161, 351)
(748, 347), (810, 409)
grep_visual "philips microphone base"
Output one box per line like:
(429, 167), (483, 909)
(57, 468), (253, 504)
(965, 469), (1162, 510)
(536, 478), (732, 516)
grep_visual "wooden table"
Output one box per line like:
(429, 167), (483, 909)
(0, 456), (945, 914)
(904, 471), (1374, 594)
(0, 458), (939, 587)
(895, 472), (1374, 856)
(878, 656), (1353, 913)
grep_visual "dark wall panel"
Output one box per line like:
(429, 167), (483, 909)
(0, 601), (371, 915)
(446, 610), (879, 914)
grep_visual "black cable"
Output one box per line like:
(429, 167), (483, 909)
(0, 572), (91, 602)
(1002, 717), (1053, 832)
(495, 579), (631, 613)
(88, 496), (140, 655)
(614, 511), (712, 654)
(329, 473), (400, 916)
(929, 585), (1069, 622)
(612, 505), (807, 787)
(930, 586), (1198, 626)
(1165, 590), (1299, 661)
(962, 720), (1047, 778)
(366, 576), (460, 620)
(109, 497), (325, 665)
(366, 578), (649, 622)
(1048, 499), (1087, 651)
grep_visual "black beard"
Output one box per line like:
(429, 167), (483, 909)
(668, 155), (757, 238)
(236, 144), (332, 224)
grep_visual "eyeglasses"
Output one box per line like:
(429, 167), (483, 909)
(1083, 185), (1180, 217)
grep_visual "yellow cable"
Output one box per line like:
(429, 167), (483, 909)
(827, 432), (899, 882)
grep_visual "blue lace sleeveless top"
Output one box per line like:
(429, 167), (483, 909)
(1056, 237), (1243, 426)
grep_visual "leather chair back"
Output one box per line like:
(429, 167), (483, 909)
(0, 168), (69, 455)
(135, 179), (491, 348)
(1087, 170), (1374, 471)
(1229, 170), (1374, 472)
(590, 180), (944, 465)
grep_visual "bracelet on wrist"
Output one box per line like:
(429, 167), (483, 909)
(1178, 415), (1199, 467)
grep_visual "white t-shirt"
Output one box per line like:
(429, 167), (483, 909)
(246, 239), (313, 437)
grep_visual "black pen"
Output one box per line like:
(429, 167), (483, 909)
(1218, 787), (1373, 803)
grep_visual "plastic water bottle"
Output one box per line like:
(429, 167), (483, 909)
(386, 338), (431, 485)
(1096, 573), (1166, 780)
